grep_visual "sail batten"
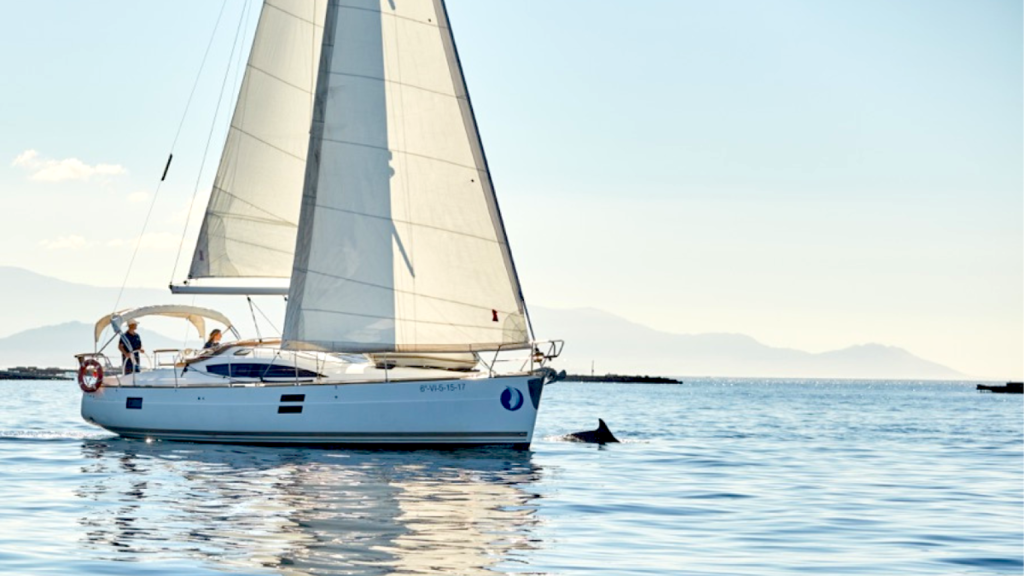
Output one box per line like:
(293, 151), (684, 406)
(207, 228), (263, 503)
(281, 0), (529, 353)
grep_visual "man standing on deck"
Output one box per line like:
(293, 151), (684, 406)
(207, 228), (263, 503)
(119, 320), (144, 373)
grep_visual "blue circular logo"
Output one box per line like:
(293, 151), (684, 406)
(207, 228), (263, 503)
(500, 387), (524, 411)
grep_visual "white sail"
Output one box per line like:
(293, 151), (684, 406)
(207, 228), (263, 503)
(282, 0), (529, 353)
(188, 0), (328, 279)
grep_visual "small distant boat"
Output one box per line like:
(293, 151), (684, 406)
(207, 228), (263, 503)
(976, 382), (1022, 394)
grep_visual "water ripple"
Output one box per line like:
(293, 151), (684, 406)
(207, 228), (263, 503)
(0, 379), (1020, 575)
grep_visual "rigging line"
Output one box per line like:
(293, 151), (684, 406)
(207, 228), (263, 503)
(166, 0), (231, 164)
(112, 0), (229, 313)
(310, 0), (315, 113)
(229, 3), (252, 128)
(247, 296), (263, 342)
(249, 297), (282, 337)
(171, 0), (253, 284)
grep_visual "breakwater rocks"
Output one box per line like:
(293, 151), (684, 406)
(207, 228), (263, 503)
(0, 366), (74, 380)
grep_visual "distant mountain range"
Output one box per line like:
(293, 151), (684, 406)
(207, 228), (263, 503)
(0, 267), (258, 368)
(528, 307), (966, 380)
(0, 266), (967, 379)
(0, 267), (171, 338)
(0, 321), (198, 369)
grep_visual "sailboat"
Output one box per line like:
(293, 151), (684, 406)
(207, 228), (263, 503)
(75, 0), (563, 448)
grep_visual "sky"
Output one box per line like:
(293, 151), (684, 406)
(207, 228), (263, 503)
(0, 0), (1020, 379)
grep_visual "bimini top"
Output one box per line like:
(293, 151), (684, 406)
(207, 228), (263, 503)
(94, 305), (238, 343)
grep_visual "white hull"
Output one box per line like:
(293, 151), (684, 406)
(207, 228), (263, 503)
(81, 373), (544, 449)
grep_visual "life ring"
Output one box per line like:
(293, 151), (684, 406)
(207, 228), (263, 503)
(78, 359), (103, 393)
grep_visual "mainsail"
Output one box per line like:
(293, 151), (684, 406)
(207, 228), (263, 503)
(281, 0), (529, 353)
(188, 0), (328, 279)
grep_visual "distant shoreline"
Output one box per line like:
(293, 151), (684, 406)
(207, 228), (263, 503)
(564, 374), (683, 384)
(0, 367), (73, 381)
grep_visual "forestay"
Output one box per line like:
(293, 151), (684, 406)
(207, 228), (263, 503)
(189, 0), (328, 279)
(282, 0), (529, 353)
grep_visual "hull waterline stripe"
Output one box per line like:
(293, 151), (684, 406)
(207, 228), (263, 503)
(101, 425), (527, 441)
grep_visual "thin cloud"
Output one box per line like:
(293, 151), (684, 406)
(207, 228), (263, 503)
(39, 235), (93, 250)
(12, 149), (126, 182)
(126, 191), (151, 204)
(106, 232), (180, 251)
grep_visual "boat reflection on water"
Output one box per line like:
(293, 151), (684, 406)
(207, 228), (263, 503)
(75, 439), (543, 575)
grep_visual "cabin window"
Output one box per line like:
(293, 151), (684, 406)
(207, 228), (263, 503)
(205, 363), (320, 379)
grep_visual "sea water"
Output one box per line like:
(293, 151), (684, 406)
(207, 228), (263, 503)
(0, 379), (1020, 576)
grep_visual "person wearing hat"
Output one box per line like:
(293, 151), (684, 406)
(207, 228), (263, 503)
(118, 319), (144, 373)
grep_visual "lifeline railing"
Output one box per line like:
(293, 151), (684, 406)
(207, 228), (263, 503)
(479, 339), (565, 378)
(75, 339), (566, 388)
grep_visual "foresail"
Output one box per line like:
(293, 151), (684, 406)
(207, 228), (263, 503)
(189, 0), (328, 279)
(282, 0), (529, 353)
